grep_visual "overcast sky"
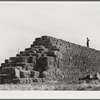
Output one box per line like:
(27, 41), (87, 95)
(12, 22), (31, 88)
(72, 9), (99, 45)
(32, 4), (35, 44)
(0, 2), (100, 64)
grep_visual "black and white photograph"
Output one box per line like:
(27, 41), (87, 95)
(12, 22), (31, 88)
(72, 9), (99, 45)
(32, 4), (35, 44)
(1, 1), (100, 95)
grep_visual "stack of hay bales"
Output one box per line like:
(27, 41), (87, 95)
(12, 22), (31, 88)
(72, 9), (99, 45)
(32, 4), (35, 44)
(0, 67), (21, 84)
(2, 35), (100, 84)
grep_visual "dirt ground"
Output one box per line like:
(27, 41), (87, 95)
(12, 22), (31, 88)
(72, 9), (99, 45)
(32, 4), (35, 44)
(0, 81), (100, 90)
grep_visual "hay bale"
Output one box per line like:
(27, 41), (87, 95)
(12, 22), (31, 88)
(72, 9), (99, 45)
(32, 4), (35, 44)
(42, 36), (48, 40)
(94, 72), (100, 80)
(29, 49), (37, 54)
(42, 78), (46, 82)
(36, 57), (48, 71)
(33, 78), (38, 82)
(1, 59), (9, 67)
(1, 67), (21, 79)
(1, 67), (15, 77)
(12, 78), (20, 84)
(28, 56), (36, 63)
(28, 78), (33, 84)
(16, 54), (20, 57)
(46, 51), (62, 58)
(16, 62), (25, 67)
(37, 53), (42, 59)
(35, 37), (41, 41)
(56, 68), (62, 75)
(5, 59), (9, 64)
(31, 70), (39, 78)
(10, 57), (16, 61)
(50, 46), (60, 51)
(25, 48), (31, 51)
(20, 70), (30, 78)
(33, 78), (42, 83)
(16, 56), (28, 63)
(20, 51), (24, 54)
(26, 78), (29, 84)
(0, 79), (2, 84)
(32, 53), (42, 59)
(1, 63), (7, 67)
(35, 45), (48, 53)
(15, 68), (20, 78)
(9, 56), (28, 65)
(19, 78), (26, 84)
(22, 78), (32, 84)
(42, 71), (53, 80)
(3, 78), (7, 84)
(46, 51), (56, 57)
(85, 74), (93, 79)
(42, 71), (49, 78)
(22, 63), (33, 71)
(47, 57), (55, 69)
(16, 66), (22, 70)
(36, 56), (55, 73)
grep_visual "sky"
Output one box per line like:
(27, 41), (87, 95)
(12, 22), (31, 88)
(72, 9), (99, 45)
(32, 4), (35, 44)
(0, 2), (100, 64)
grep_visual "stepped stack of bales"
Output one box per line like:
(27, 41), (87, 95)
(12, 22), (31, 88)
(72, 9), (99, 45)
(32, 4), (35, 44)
(1, 35), (100, 84)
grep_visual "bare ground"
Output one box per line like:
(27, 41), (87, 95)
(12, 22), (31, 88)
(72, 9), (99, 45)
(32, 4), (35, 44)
(0, 81), (100, 90)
